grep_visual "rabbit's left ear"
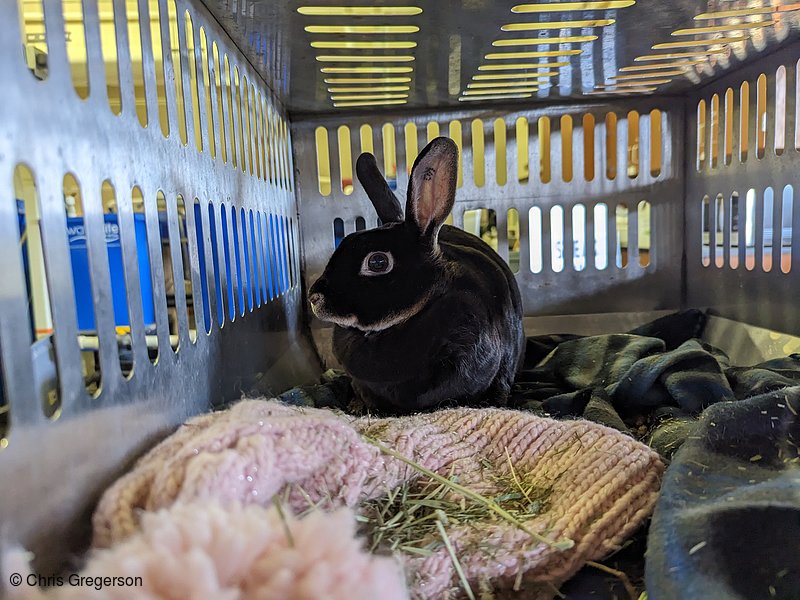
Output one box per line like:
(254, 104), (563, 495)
(356, 152), (404, 224)
(406, 137), (457, 242)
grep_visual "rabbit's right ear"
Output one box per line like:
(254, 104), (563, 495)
(406, 137), (457, 244)
(356, 153), (404, 224)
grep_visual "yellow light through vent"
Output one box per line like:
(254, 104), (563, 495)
(474, 72), (560, 80)
(298, 6), (423, 16)
(463, 87), (538, 95)
(485, 49), (582, 59)
(333, 99), (408, 107)
(502, 19), (614, 31)
(324, 77), (412, 84)
(672, 22), (773, 36)
(512, 1), (634, 11)
(611, 70), (685, 79)
(586, 88), (656, 95)
(695, 5), (800, 20)
(321, 66), (414, 73)
(328, 85), (410, 93)
(620, 60), (704, 71)
(305, 25), (420, 34)
(493, 35), (598, 46)
(311, 41), (417, 49)
(596, 79), (671, 88)
(478, 62), (566, 71)
(459, 93), (532, 101)
(634, 49), (727, 61)
(652, 36), (748, 50)
(468, 81), (540, 88)
(316, 55), (415, 62)
(330, 93), (409, 101)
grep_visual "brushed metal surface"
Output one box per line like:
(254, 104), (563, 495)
(0, 0), (319, 572)
(203, 0), (800, 115)
(685, 41), (800, 335)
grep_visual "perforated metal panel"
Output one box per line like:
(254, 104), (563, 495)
(0, 0), (317, 571)
(686, 42), (800, 335)
(293, 98), (685, 366)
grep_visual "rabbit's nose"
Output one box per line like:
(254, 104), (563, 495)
(309, 292), (322, 306)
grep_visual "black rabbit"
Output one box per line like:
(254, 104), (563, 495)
(309, 137), (525, 415)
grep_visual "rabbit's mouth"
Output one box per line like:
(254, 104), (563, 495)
(310, 295), (358, 328)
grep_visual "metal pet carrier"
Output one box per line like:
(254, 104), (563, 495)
(1, 0), (800, 583)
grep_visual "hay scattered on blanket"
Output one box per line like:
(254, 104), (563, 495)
(356, 453), (555, 557)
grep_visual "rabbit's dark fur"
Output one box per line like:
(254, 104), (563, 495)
(309, 137), (525, 415)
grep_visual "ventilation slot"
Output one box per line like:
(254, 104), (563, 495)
(724, 89), (734, 165)
(193, 199), (211, 333)
(775, 66), (786, 156)
(516, 117), (529, 183)
(404, 123), (418, 175)
(729, 192), (740, 270)
(740, 81), (750, 162)
(638, 201), (651, 267)
(15, 165), (61, 417)
(132, 187), (158, 363)
(561, 115), (573, 183)
(449, 120), (463, 188)
(583, 114), (595, 181)
(710, 95), (720, 168)
(539, 117), (551, 184)
(627, 111), (639, 178)
(615, 204), (629, 268)
(756, 73), (767, 159)
(17, 0), (48, 80)
(508, 209), (520, 274)
(337, 125), (353, 195)
(550, 206), (564, 272)
(472, 120), (485, 187)
(360, 124), (373, 153)
(494, 118), (507, 186)
(129, 1), (148, 127)
(62, 174), (102, 392)
(156, 192), (179, 351)
(333, 217), (344, 249)
(168, 0), (186, 144)
(697, 99), (707, 170)
(572, 204), (586, 271)
(102, 181), (134, 378)
(240, 208), (253, 312)
(781, 185), (793, 274)
(529, 207), (543, 274)
(99, 0), (122, 115)
(249, 211), (262, 307)
(65, 0), (88, 98)
(594, 203), (608, 270)
(177, 196), (198, 343)
(650, 110), (662, 177)
(606, 113), (617, 180)
(463, 209), (497, 252)
(382, 123), (397, 190)
(315, 127), (332, 196)
(745, 189), (757, 271)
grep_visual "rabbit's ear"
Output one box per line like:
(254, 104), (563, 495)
(356, 153), (404, 224)
(406, 137), (457, 242)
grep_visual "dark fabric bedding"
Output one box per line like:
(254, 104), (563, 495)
(277, 310), (800, 600)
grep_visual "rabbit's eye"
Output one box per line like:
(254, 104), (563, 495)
(361, 251), (393, 276)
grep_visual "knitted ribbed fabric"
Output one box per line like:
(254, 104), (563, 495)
(93, 400), (663, 599)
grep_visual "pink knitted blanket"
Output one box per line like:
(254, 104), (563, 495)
(8, 400), (664, 599)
